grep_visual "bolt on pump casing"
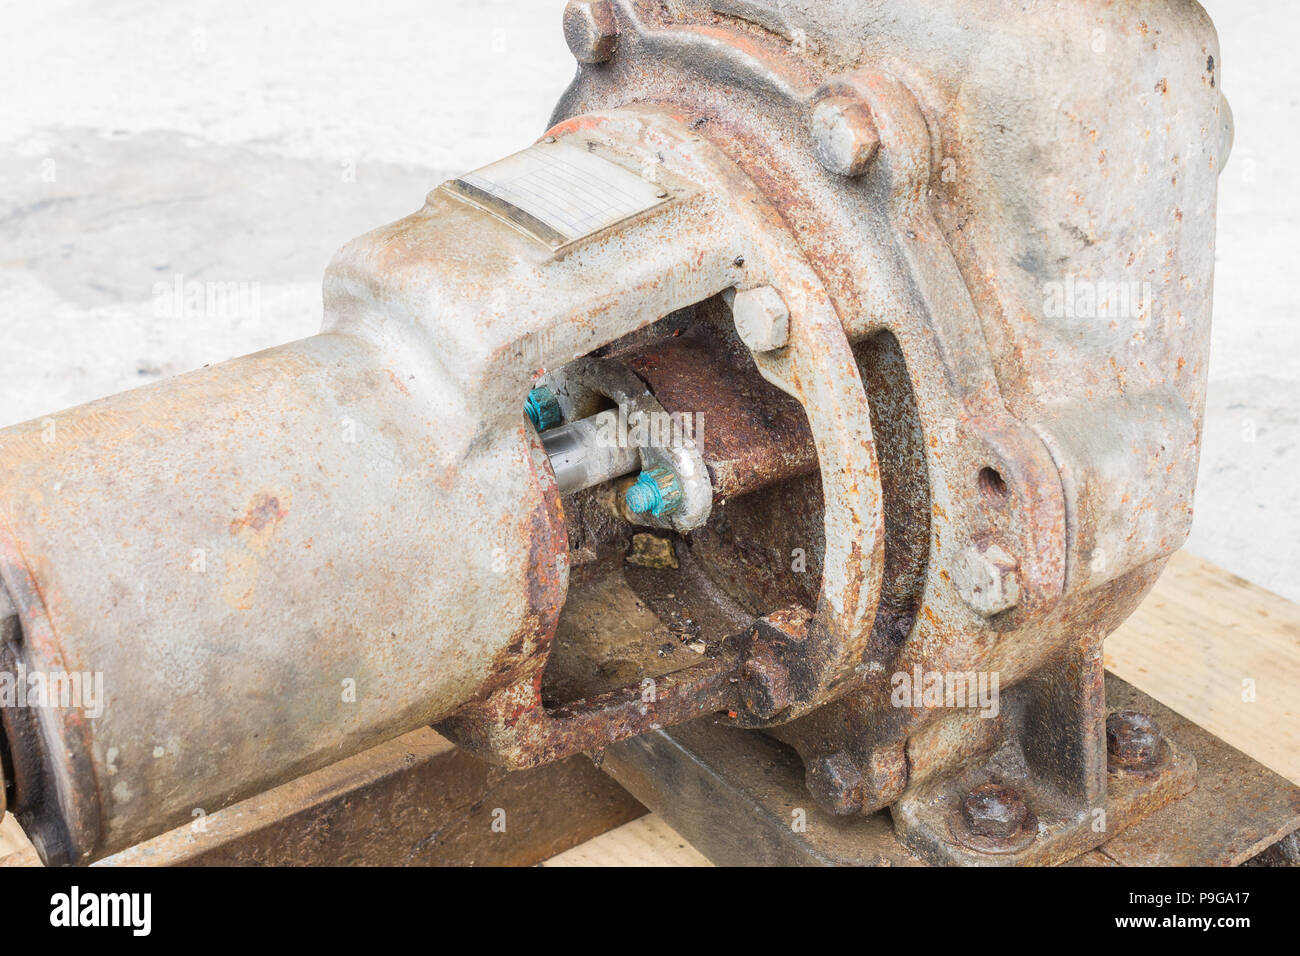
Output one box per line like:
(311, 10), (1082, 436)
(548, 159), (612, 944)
(0, 0), (1229, 865)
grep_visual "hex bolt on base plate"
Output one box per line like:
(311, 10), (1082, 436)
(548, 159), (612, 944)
(1106, 710), (1173, 778)
(946, 783), (1039, 855)
(893, 731), (1196, 867)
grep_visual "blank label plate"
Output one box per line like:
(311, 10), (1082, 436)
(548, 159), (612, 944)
(446, 141), (669, 249)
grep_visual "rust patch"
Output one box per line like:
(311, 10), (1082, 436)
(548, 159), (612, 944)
(229, 493), (290, 537)
(223, 489), (293, 611)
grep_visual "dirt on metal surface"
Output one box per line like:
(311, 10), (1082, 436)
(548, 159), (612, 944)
(81, 729), (641, 867)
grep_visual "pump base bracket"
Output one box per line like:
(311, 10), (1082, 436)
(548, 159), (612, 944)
(598, 675), (1300, 867)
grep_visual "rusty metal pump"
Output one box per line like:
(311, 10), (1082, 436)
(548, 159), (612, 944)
(0, 0), (1235, 865)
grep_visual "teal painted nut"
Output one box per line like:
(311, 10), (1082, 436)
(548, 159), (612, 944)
(623, 467), (683, 518)
(524, 386), (562, 432)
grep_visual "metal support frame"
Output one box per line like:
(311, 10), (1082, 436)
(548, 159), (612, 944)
(600, 675), (1300, 867)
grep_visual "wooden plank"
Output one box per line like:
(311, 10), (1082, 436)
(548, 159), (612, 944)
(1095, 675), (1300, 866)
(0, 728), (644, 867)
(1104, 551), (1300, 786)
(542, 816), (711, 867)
(0, 815), (38, 867)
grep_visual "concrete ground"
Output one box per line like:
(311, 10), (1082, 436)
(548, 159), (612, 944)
(0, 0), (1295, 599)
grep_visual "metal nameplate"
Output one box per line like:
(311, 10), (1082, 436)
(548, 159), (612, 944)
(445, 141), (671, 249)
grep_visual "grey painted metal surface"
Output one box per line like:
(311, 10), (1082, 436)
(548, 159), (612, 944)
(542, 412), (642, 496)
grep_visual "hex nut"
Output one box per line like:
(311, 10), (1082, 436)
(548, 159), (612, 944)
(810, 94), (880, 177)
(806, 752), (864, 816)
(961, 783), (1032, 840)
(859, 743), (908, 811)
(1106, 711), (1165, 773)
(563, 0), (618, 64)
(731, 286), (791, 352)
(739, 650), (792, 719)
(623, 466), (684, 518)
(952, 543), (1020, 616)
(524, 386), (562, 433)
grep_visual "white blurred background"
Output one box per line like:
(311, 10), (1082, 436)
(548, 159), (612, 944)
(0, 0), (1293, 599)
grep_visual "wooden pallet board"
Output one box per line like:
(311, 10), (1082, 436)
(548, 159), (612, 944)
(1105, 551), (1300, 786)
(0, 729), (646, 868)
(542, 815), (710, 867)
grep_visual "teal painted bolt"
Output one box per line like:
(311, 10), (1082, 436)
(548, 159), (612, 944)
(623, 479), (659, 514)
(623, 467), (683, 518)
(524, 386), (562, 432)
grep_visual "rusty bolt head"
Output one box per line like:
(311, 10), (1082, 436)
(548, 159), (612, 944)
(739, 652), (792, 719)
(563, 0), (618, 64)
(859, 743), (908, 811)
(731, 286), (790, 352)
(806, 752), (865, 816)
(1107, 711), (1163, 771)
(810, 95), (880, 177)
(962, 783), (1031, 841)
(952, 543), (1020, 616)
